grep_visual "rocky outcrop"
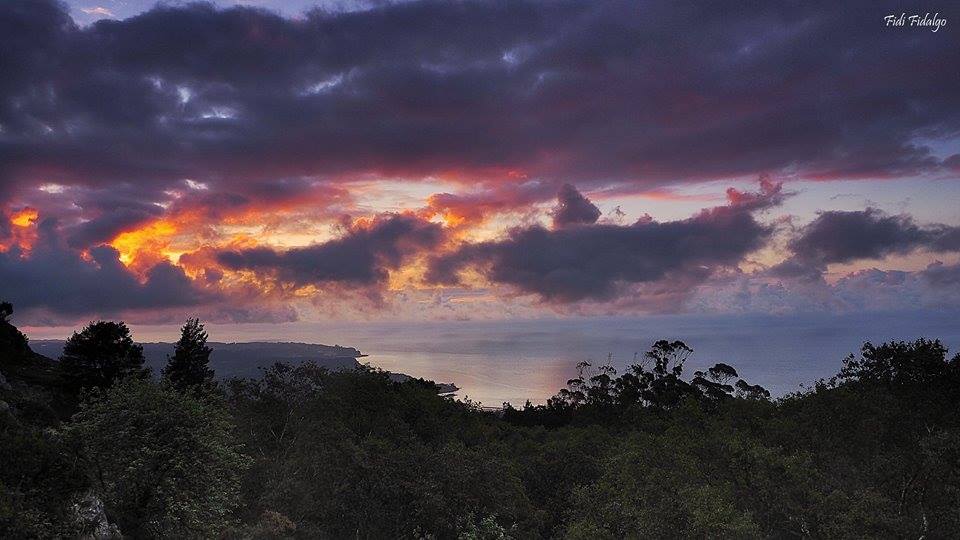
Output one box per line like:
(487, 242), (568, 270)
(73, 492), (122, 539)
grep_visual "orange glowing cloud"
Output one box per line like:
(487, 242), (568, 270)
(107, 207), (214, 272)
(419, 181), (557, 232)
(10, 207), (39, 227)
(2, 207), (40, 252)
(110, 219), (179, 267)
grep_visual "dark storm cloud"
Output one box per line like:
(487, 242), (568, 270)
(0, 219), (212, 315)
(791, 209), (931, 264)
(1, 0), (958, 200)
(426, 191), (777, 303)
(770, 209), (960, 280)
(216, 213), (443, 287)
(552, 184), (600, 228)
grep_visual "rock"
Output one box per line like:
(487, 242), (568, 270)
(0, 370), (10, 391)
(73, 491), (122, 539)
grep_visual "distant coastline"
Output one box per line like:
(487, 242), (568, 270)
(30, 340), (456, 394)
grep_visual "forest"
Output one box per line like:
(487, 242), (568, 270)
(1, 300), (959, 539)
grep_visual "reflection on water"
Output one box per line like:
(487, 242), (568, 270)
(291, 311), (960, 407)
(369, 351), (573, 407)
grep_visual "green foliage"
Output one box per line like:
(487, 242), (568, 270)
(769, 339), (960, 537)
(66, 378), (250, 538)
(458, 514), (515, 540)
(0, 413), (87, 537)
(228, 363), (531, 538)
(163, 318), (215, 391)
(566, 418), (762, 538)
(59, 321), (150, 390)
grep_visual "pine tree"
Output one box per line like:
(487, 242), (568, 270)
(163, 318), (215, 391)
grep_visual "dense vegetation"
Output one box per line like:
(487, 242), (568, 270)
(1, 301), (959, 538)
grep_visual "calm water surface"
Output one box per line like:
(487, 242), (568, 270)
(268, 312), (960, 407)
(29, 312), (959, 407)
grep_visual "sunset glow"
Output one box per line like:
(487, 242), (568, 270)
(0, 0), (956, 328)
(10, 207), (38, 228)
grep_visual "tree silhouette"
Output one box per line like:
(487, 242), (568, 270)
(163, 318), (214, 391)
(59, 321), (149, 390)
(839, 338), (960, 389)
(692, 362), (739, 402)
(734, 379), (770, 400)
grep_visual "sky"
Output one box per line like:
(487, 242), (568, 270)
(1, 0), (959, 333)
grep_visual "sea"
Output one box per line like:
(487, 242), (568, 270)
(209, 311), (960, 407)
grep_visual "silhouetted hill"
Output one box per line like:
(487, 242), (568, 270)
(0, 316), (75, 419)
(0, 319), (58, 387)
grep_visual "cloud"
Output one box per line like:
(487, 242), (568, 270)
(792, 209), (928, 264)
(421, 180), (556, 227)
(66, 205), (164, 248)
(80, 6), (114, 17)
(1, 0), (958, 204)
(0, 212), (305, 325)
(688, 261), (960, 316)
(770, 208), (960, 280)
(921, 261), (960, 288)
(0, 218), (213, 318)
(551, 184), (600, 228)
(427, 182), (780, 304)
(826, 267), (960, 313)
(724, 175), (788, 212)
(216, 213), (443, 289)
(2, 0), (959, 322)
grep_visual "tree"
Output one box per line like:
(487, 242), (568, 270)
(734, 379), (770, 400)
(838, 339), (960, 391)
(67, 378), (249, 538)
(163, 318), (214, 391)
(635, 340), (696, 408)
(59, 321), (149, 390)
(692, 363), (739, 403)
